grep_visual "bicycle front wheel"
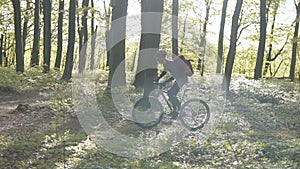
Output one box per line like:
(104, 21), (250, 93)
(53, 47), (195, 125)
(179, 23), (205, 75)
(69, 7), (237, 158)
(179, 98), (210, 131)
(132, 97), (164, 129)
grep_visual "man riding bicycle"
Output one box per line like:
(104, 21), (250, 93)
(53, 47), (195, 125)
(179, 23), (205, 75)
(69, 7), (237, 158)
(155, 50), (191, 119)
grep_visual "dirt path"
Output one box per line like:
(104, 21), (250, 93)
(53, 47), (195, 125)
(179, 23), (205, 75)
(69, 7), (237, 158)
(0, 90), (48, 114)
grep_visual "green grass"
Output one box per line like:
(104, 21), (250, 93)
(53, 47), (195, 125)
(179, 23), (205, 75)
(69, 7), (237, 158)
(0, 66), (66, 92)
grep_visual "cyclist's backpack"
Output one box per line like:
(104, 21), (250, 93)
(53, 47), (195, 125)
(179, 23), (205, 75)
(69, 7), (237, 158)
(175, 55), (194, 76)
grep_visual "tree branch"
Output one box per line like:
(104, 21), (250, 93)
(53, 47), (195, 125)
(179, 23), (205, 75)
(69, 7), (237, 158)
(269, 35), (289, 61)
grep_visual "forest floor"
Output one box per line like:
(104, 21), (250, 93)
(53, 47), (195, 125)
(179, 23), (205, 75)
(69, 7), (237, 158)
(0, 67), (299, 168)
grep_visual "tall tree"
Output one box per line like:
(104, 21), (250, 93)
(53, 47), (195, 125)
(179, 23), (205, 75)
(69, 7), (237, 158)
(31, 0), (40, 66)
(22, 0), (31, 55)
(179, 14), (188, 53)
(90, 0), (95, 70)
(172, 0), (179, 56)
(264, 0), (279, 75)
(90, 26), (97, 70)
(197, 0), (212, 76)
(290, 1), (300, 81)
(91, 0), (95, 35)
(264, 0), (289, 76)
(104, 1), (111, 69)
(55, 0), (64, 69)
(11, 0), (24, 72)
(254, 0), (267, 79)
(62, 0), (76, 81)
(133, 0), (164, 96)
(3, 32), (8, 67)
(43, 0), (52, 73)
(78, 0), (89, 73)
(216, 0), (229, 74)
(0, 34), (3, 66)
(107, 0), (128, 87)
(77, 1), (83, 55)
(223, 0), (243, 92)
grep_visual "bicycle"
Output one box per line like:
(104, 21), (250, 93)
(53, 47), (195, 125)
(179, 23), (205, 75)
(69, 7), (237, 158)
(132, 82), (210, 131)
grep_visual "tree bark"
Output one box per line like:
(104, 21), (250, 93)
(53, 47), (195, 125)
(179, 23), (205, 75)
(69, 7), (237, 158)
(90, 0), (95, 70)
(62, 0), (76, 81)
(43, 0), (52, 73)
(55, 0), (64, 69)
(31, 0), (40, 67)
(216, 0), (228, 74)
(133, 0), (164, 94)
(77, 1), (83, 57)
(254, 0), (267, 79)
(104, 1), (111, 68)
(4, 32), (8, 67)
(107, 0), (128, 88)
(0, 34), (3, 66)
(78, 0), (89, 73)
(263, 0), (279, 76)
(179, 14), (188, 53)
(90, 26), (97, 70)
(197, 0), (212, 76)
(12, 0), (24, 72)
(290, 1), (300, 81)
(223, 0), (243, 93)
(172, 0), (179, 56)
(22, 0), (30, 56)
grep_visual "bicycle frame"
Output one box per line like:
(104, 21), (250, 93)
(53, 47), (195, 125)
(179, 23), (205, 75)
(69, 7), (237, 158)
(156, 86), (173, 112)
(153, 83), (192, 113)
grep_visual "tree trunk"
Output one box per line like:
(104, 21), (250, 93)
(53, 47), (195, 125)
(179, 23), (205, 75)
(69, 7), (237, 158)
(133, 0), (164, 95)
(264, 4), (276, 75)
(254, 0), (267, 79)
(0, 34), (3, 66)
(90, 0), (95, 70)
(62, 0), (76, 81)
(179, 14), (188, 53)
(22, 0), (30, 56)
(223, 0), (243, 93)
(78, 0), (89, 73)
(4, 33), (8, 67)
(107, 0), (128, 88)
(91, 0), (95, 35)
(216, 0), (228, 74)
(12, 0), (24, 72)
(90, 26), (97, 70)
(104, 1), (111, 68)
(105, 30), (111, 69)
(172, 0), (178, 56)
(263, 0), (283, 76)
(290, 2), (300, 81)
(31, 0), (40, 67)
(43, 0), (52, 73)
(55, 0), (64, 69)
(197, 0), (212, 76)
(77, 1), (83, 56)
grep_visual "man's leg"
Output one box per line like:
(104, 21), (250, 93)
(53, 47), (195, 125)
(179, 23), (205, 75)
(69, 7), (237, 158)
(167, 82), (180, 111)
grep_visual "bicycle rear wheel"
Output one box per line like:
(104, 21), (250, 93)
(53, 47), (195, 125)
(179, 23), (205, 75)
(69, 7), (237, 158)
(132, 97), (163, 129)
(179, 98), (210, 131)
